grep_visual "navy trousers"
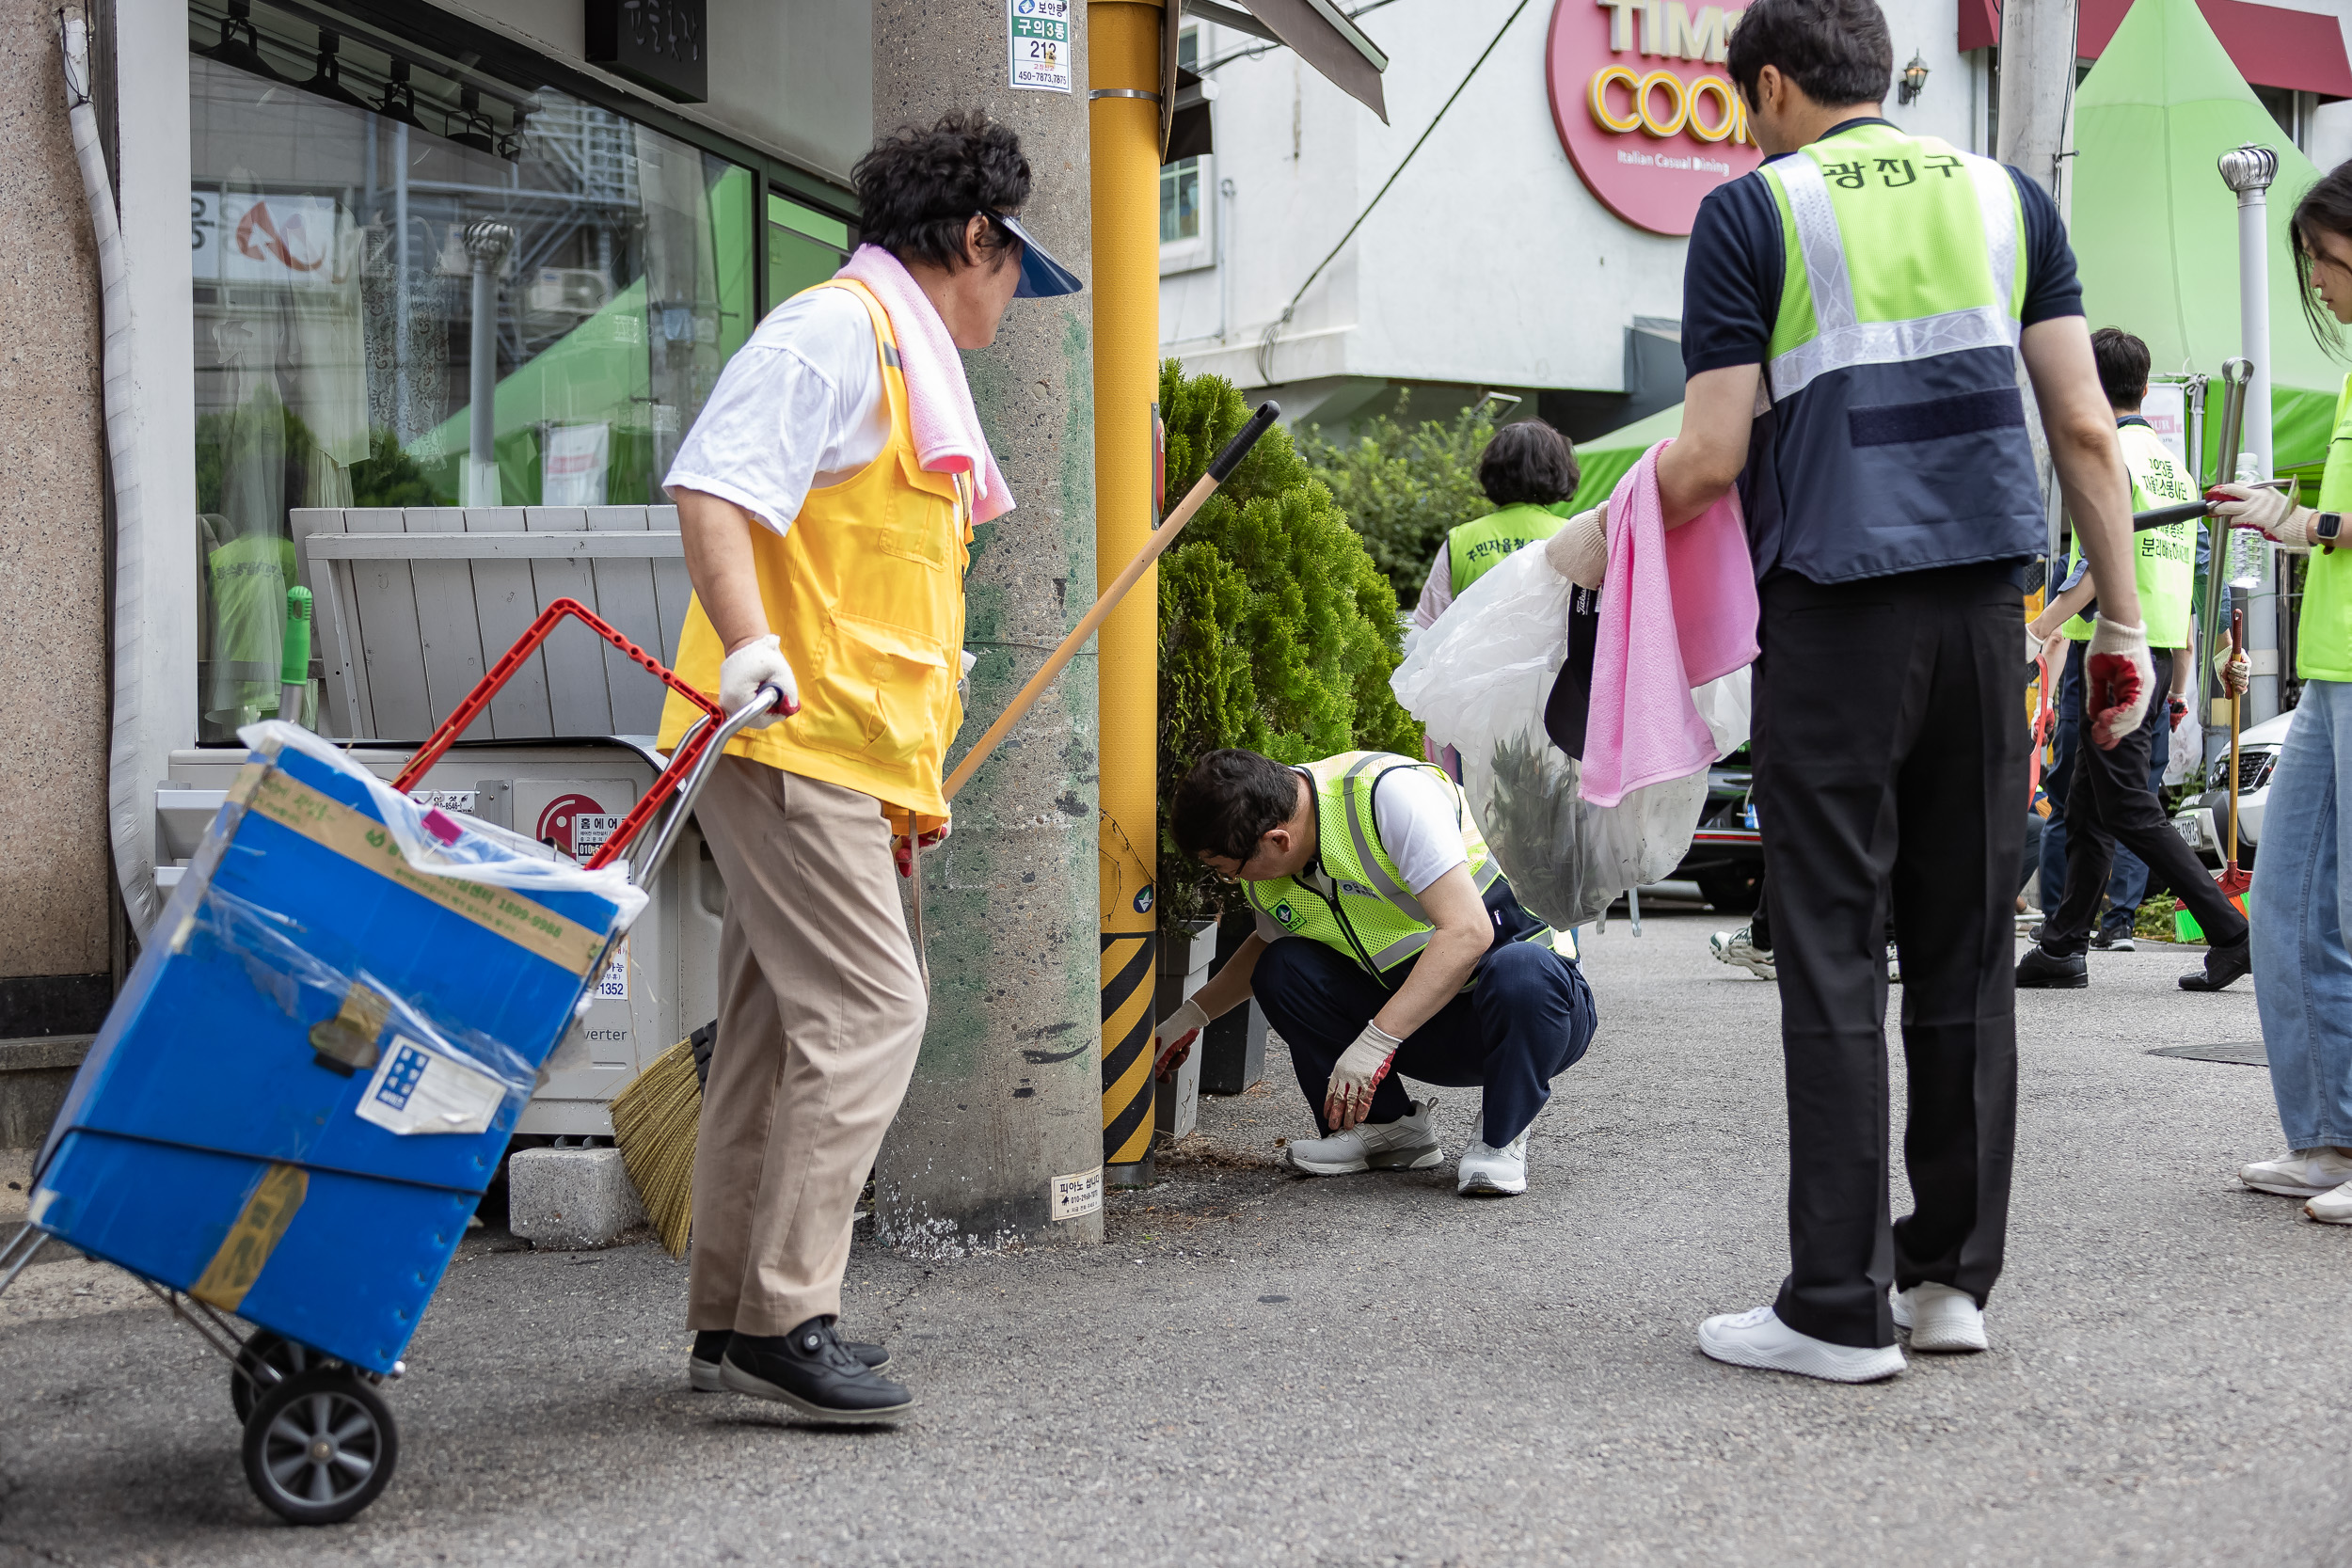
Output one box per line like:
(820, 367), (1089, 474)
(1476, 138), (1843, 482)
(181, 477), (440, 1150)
(1252, 936), (1597, 1147)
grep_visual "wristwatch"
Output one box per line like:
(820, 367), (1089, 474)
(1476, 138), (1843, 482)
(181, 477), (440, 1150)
(2315, 511), (2344, 550)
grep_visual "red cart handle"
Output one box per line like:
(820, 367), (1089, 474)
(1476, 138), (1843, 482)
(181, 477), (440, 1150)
(390, 597), (723, 872)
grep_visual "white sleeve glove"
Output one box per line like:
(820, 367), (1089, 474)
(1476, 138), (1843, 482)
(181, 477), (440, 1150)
(2084, 618), (2154, 751)
(1153, 997), (1210, 1080)
(718, 634), (799, 728)
(2211, 482), (2311, 546)
(2213, 645), (2252, 699)
(1325, 1019), (1402, 1131)
(1542, 508), (1608, 590)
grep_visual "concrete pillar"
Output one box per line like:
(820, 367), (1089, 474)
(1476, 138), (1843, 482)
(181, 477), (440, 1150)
(871, 1), (1104, 1252)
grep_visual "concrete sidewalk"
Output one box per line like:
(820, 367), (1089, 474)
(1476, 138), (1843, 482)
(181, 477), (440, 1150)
(3, 911), (2345, 1566)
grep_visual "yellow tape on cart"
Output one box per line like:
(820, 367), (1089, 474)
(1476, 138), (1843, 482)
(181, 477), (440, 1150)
(190, 1162), (310, 1311)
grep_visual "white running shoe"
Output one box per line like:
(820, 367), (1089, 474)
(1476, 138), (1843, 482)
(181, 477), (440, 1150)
(1891, 1283), (1987, 1353)
(2241, 1148), (2352, 1197)
(2307, 1180), (2352, 1224)
(1709, 926), (1776, 980)
(1697, 1307), (1906, 1383)
(1281, 1098), (1441, 1176)
(1456, 1129), (1529, 1196)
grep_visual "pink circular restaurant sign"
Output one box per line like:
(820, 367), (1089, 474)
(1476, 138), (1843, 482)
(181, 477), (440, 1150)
(1546, 0), (1765, 237)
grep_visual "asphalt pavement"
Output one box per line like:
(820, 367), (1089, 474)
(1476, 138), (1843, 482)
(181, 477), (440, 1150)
(4, 908), (2346, 1566)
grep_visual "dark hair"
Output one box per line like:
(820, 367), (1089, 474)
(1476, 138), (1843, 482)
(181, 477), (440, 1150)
(1477, 420), (1581, 507)
(853, 111), (1030, 272)
(1170, 750), (1303, 864)
(2090, 327), (2151, 409)
(1725, 0), (1893, 110)
(2292, 160), (2352, 359)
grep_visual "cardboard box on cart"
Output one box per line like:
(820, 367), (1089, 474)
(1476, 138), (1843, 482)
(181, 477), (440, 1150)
(28, 722), (644, 1373)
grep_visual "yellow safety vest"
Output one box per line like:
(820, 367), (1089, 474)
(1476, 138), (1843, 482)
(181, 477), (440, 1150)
(2303, 372), (2352, 682)
(2062, 420), (2197, 647)
(657, 278), (970, 825)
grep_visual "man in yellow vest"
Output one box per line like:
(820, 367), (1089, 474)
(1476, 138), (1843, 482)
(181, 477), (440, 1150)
(2018, 327), (2249, 990)
(1657, 0), (2152, 1383)
(654, 113), (1080, 1425)
(1155, 749), (1598, 1198)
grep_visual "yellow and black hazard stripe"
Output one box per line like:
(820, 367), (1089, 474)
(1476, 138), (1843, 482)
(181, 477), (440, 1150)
(1100, 927), (1156, 1171)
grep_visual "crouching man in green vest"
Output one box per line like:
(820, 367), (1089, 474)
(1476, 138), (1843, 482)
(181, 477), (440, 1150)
(1155, 749), (1599, 1196)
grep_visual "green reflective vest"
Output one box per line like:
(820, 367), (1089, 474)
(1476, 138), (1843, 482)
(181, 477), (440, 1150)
(1446, 502), (1568, 597)
(1243, 752), (1546, 980)
(1748, 120), (2045, 582)
(2062, 420), (2197, 647)
(2303, 373), (2352, 682)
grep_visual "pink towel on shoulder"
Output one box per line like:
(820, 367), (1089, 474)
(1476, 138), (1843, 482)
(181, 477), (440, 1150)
(1580, 439), (1759, 808)
(836, 245), (1015, 524)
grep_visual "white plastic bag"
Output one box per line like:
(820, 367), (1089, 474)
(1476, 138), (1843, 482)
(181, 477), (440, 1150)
(2163, 699), (2201, 786)
(1391, 546), (1740, 930)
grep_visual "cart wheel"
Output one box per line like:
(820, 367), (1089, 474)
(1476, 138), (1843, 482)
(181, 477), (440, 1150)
(230, 1330), (320, 1423)
(241, 1368), (398, 1526)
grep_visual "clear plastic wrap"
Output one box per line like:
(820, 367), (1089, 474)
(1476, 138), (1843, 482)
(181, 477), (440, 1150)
(1391, 546), (1747, 929)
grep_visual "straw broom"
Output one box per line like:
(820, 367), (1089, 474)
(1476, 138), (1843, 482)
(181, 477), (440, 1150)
(608, 404), (1281, 1253)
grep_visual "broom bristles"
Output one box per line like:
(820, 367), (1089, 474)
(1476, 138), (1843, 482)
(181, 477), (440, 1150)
(612, 1036), (702, 1257)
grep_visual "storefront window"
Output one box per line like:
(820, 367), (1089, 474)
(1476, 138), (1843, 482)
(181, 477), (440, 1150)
(188, 1), (755, 738)
(768, 194), (850, 311)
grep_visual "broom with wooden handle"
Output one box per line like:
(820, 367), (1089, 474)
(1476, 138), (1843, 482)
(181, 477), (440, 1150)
(614, 404), (1282, 1254)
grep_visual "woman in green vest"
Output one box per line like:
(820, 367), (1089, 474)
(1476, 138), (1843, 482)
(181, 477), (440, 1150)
(2211, 161), (2352, 1222)
(1407, 419), (1582, 630)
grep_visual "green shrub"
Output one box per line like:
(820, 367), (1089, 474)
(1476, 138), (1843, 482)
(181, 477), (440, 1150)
(1293, 391), (1499, 602)
(1157, 362), (1423, 928)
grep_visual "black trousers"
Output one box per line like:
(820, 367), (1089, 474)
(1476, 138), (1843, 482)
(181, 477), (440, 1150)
(1752, 564), (2024, 1350)
(2042, 648), (2249, 955)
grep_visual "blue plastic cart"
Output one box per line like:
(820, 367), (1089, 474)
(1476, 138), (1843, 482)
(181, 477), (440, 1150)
(0, 600), (771, 1525)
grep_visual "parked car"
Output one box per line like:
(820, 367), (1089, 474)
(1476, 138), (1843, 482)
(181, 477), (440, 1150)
(1676, 744), (1764, 912)
(2172, 709), (2292, 870)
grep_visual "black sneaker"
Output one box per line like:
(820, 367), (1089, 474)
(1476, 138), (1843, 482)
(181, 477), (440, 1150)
(2016, 943), (2089, 989)
(690, 1326), (888, 1391)
(720, 1317), (914, 1424)
(2090, 928), (2137, 953)
(2179, 935), (2252, 992)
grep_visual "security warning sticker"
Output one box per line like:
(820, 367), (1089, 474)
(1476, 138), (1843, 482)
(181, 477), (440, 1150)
(356, 1035), (505, 1136)
(594, 936), (629, 1001)
(1051, 1165), (1103, 1221)
(1009, 0), (1072, 92)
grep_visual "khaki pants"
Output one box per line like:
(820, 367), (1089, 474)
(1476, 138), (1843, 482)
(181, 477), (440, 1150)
(688, 757), (925, 1336)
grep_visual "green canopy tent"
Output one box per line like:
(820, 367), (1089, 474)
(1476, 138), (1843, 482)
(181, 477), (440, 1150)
(1561, 401), (1685, 515)
(2070, 0), (2341, 485)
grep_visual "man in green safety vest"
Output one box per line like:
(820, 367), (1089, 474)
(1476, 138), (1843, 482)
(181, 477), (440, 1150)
(1154, 748), (1598, 1197)
(2019, 327), (2249, 990)
(1409, 420), (1585, 631)
(1658, 0), (2153, 1383)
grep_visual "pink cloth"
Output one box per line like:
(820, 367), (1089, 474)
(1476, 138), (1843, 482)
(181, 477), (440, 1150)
(836, 245), (1015, 523)
(1580, 439), (1759, 808)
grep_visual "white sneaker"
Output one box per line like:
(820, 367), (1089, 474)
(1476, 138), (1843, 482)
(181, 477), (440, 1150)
(1703, 1307), (1900, 1382)
(1891, 1283), (1987, 1353)
(1281, 1098), (1441, 1176)
(2241, 1148), (2352, 1197)
(1709, 926), (1776, 980)
(2307, 1180), (2352, 1224)
(1456, 1129), (1529, 1196)
(1698, 1307), (1905, 1383)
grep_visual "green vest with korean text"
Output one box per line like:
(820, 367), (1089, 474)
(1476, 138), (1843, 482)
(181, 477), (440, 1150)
(2061, 420), (2197, 647)
(2300, 373), (2352, 682)
(1447, 503), (1568, 597)
(1242, 752), (1547, 981)
(1746, 121), (2046, 583)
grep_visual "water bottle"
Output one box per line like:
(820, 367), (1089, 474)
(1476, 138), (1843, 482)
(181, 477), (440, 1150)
(2229, 454), (2267, 586)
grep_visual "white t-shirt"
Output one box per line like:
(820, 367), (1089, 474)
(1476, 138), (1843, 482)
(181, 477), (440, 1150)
(1252, 765), (1471, 942)
(661, 288), (890, 536)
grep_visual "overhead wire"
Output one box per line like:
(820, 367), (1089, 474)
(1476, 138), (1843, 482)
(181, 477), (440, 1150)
(1255, 0), (1535, 383)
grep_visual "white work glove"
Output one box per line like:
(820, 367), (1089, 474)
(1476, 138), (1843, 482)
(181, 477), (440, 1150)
(2084, 618), (2154, 751)
(2210, 482), (2310, 546)
(959, 649), (977, 695)
(1325, 1019), (1403, 1132)
(1542, 508), (1608, 590)
(2213, 645), (2252, 699)
(1154, 998), (1209, 1081)
(719, 634), (800, 728)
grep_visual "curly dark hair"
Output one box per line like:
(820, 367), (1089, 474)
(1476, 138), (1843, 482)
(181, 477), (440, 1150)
(1171, 750), (1305, 865)
(853, 111), (1031, 272)
(1477, 420), (1581, 507)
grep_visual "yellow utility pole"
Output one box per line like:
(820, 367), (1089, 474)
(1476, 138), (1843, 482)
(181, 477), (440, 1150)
(1089, 0), (1164, 1187)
